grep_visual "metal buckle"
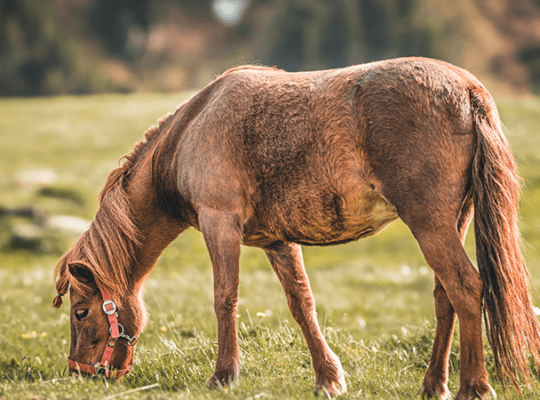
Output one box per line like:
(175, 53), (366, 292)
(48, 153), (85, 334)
(112, 323), (139, 346)
(102, 300), (117, 315)
(94, 363), (108, 375)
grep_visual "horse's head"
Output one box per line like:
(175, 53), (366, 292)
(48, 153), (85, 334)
(54, 260), (145, 378)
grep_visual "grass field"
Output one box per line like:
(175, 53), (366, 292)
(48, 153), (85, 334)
(1, 92), (540, 399)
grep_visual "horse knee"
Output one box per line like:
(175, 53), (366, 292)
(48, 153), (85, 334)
(416, 231), (483, 317)
(433, 278), (454, 315)
(446, 272), (483, 319)
(462, 270), (483, 300)
(214, 289), (239, 315)
(433, 278), (447, 299)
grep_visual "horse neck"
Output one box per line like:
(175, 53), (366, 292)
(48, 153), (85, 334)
(125, 158), (186, 285)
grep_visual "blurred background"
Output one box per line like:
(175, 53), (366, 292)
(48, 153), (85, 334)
(3, 0), (540, 97)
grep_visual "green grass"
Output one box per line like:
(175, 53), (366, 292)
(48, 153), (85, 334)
(1, 94), (540, 399)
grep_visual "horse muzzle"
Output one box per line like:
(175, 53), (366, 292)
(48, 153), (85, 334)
(68, 357), (132, 379)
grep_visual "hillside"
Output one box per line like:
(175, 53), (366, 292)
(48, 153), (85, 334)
(1, 0), (540, 96)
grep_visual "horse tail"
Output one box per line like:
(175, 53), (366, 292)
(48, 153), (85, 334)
(470, 87), (540, 389)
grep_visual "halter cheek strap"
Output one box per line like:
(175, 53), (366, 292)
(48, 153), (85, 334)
(67, 287), (139, 379)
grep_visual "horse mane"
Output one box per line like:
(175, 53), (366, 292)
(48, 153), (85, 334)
(218, 64), (278, 78)
(53, 107), (183, 307)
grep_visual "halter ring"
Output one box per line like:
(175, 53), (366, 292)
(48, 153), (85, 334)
(94, 363), (108, 375)
(110, 323), (139, 346)
(102, 300), (117, 315)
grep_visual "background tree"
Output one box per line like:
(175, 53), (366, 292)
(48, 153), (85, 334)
(1, 0), (540, 96)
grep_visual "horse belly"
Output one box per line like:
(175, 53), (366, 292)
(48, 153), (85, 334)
(243, 185), (398, 247)
(295, 187), (399, 246)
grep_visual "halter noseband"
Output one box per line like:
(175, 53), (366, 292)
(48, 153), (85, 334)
(67, 287), (139, 379)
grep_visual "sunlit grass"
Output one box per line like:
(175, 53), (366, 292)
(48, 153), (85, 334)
(1, 93), (540, 398)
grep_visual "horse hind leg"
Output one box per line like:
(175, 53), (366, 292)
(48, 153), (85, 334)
(373, 190), (496, 398)
(420, 275), (455, 400)
(264, 242), (347, 397)
(420, 197), (474, 400)
(360, 90), (496, 397)
(411, 219), (495, 400)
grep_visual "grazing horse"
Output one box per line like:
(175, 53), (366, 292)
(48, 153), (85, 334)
(53, 57), (540, 399)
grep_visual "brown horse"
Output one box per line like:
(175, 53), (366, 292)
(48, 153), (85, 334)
(53, 57), (540, 399)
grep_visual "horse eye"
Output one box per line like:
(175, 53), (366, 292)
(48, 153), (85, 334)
(75, 309), (89, 321)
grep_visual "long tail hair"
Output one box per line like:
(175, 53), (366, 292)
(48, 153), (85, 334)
(470, 88), (540, 389)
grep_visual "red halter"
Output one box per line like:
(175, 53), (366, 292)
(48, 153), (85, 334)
(67, 287), (139, 379)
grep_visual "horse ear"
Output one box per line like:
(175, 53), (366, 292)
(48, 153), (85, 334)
(68, 262), (95, 284)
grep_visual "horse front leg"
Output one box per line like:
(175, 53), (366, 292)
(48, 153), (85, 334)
(199, 209), (242, 387)
(264, 242), (347, 397)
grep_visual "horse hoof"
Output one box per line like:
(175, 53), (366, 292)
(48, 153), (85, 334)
(314, 364), (347, 399)
(206, 359), (240, 389)
(454, 383), (496, 400)
(206, 373), (237, 389)
(206, 376), (224, 389)
(477, 390), (497, 400)
(314, 379), (347, 398)
(418, 385), (451, 399)
(472, 387), (497, 400)
(313, 351), (347, 398)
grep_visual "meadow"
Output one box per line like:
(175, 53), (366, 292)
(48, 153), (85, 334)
(1, 92), (540, 399)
